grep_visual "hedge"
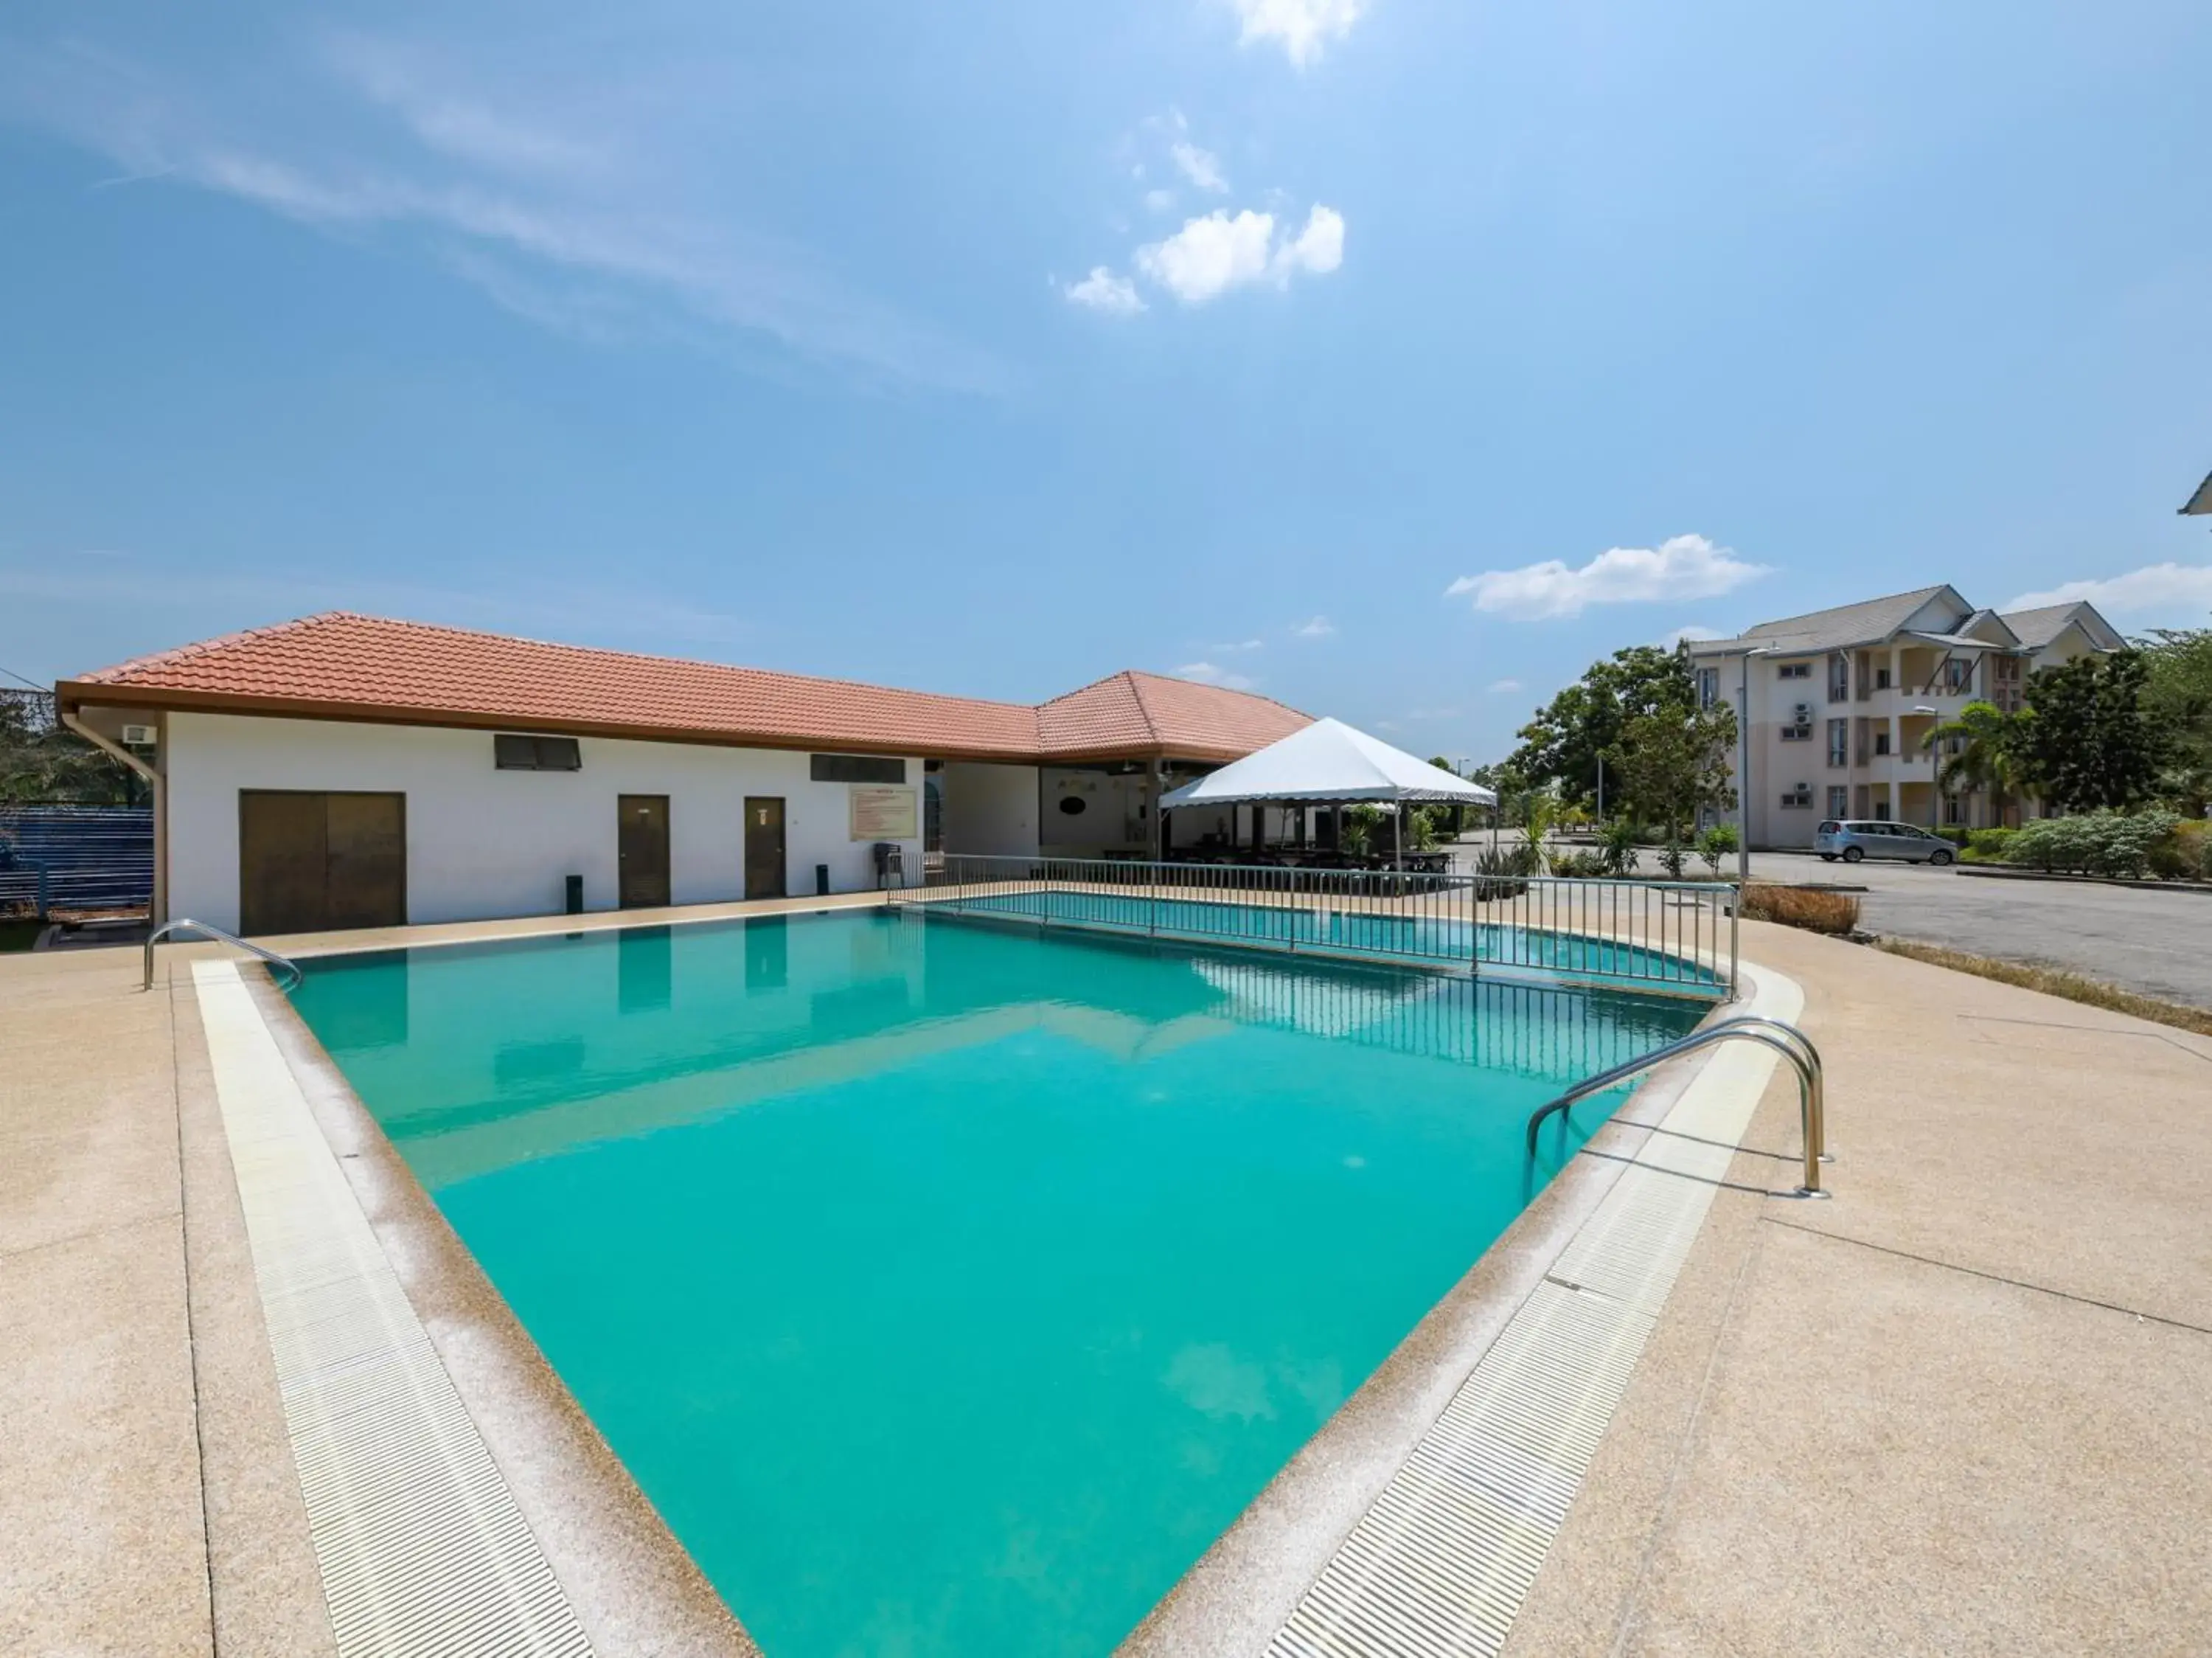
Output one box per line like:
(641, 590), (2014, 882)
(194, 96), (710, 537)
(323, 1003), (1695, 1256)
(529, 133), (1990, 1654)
(2003, 811), (2179, 880)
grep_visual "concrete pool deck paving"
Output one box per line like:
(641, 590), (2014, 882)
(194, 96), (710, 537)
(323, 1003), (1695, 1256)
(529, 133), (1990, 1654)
(4, 900), (2209, 1654)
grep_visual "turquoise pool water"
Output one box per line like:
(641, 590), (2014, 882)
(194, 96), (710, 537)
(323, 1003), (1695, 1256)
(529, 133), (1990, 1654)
(939, 887), (1725, 990)
(291, 909), (1702, 1658)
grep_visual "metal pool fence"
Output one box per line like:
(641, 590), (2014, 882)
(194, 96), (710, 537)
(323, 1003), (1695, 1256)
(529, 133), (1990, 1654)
(894, 853), (1736, 997)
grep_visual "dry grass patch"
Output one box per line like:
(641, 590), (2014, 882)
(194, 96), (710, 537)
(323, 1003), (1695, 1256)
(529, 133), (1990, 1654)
(1737, 884), (1862, 934)
(1874, 938), (2212, 1039)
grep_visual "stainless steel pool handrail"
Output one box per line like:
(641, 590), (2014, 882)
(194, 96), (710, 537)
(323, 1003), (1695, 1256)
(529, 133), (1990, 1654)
(1523, 1013), (1829, 1198)
(143, 918), (303, 993)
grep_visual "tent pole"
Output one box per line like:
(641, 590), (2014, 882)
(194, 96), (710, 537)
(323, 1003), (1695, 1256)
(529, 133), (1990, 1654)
(1394, 801), (1404, 873)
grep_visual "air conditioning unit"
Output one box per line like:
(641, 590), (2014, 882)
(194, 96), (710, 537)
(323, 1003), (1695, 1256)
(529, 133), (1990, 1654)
(119, 724), (157, 746)
(1792, 703), (1814, 724)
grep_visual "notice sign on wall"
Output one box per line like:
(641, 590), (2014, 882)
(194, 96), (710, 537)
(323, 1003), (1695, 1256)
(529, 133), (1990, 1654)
(849, 785), (917, 841)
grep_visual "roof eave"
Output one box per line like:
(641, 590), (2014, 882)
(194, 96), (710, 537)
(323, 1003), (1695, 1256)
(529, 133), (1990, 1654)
(54, 683), (1045, 765)
(54, 682), (1289, 768)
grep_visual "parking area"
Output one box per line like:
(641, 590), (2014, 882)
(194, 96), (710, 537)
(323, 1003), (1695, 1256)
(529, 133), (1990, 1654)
(1747, 850), (2212, 1009)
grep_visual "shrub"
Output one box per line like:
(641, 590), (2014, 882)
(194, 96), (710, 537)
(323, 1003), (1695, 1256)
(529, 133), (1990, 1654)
(2148, 819), (2210, 881)
(1598, 816), (1641, 876)
(1935, 826), (1970, 846)
(2005, 810), (2179, 878)
(1958, 827), (2017, 865)
(1547, 848), (1605, 878)
(1737, 884), (1862, 934)
(1471, 844), (1534, 900)
(1655, 839), (1688, 879)
(1696, 822), (1739, 875)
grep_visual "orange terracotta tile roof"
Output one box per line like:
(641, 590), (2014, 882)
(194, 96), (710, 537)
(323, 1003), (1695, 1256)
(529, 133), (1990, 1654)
(62, 612), (1311, 764)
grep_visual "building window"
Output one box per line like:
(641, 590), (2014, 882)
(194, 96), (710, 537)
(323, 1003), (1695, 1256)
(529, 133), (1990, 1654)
(493, 733), (582, 771)
(1827, 654), (1849, 701)
(1991, 655), (2023, 712)
(1943, 658), (1972, 693)
(1944, 794), (1964, 825)
(1780, 785), (1813, 809)
(1777, 661), (1812, 680)
(1874, 730), (1892, 756)
(1827, 785), (1849, 817)
(810, 754), (905, 785)
(1781, 721), (1813, 741)
(1695, 666), (1720, 708)
(1875, 666), (1893, 690)
(1826, 719), (1848, 766)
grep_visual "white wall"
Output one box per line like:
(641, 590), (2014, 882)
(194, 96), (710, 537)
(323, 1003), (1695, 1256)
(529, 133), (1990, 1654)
(939, 762), (1039, 857)
(165, 712), (925, 932)
(1039, 767), (1150, 851)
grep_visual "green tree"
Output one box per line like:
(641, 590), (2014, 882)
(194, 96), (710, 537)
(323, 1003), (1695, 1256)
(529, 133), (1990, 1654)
(0, 691), (136, 805)
(2012, 651), (2163, 813)
(2138, 625), (2212, 814)
(1607, 701), (1737, 846)
(1425, 757), (1472, 834)
(1508, 645), (1698, 808)
(1921, 699), (2026, 818)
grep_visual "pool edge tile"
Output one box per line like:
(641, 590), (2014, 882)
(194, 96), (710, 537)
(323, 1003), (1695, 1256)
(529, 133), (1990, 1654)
(202, 961), (762, 1658)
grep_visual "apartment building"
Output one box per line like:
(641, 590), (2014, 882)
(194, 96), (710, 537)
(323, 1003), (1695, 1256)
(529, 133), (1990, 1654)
(1686, 585), (2123, 849)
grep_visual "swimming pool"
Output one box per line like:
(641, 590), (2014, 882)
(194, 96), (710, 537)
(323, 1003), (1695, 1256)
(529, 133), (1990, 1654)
(922, 884), (1728, 992)
(291, 908), (1704, 1658)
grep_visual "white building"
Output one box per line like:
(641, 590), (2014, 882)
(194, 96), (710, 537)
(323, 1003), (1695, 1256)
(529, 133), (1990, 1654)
(55, 612), (1310, 935)
(1686, 586), (2122, 849)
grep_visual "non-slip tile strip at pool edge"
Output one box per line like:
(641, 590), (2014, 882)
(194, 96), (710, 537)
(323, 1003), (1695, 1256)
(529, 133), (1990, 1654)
(193, 960), (596, 1658)
(1263, 977), (1803, 1658)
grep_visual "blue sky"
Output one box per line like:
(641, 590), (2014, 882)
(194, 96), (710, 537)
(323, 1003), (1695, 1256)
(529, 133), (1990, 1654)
(4, 0), (2211, 762)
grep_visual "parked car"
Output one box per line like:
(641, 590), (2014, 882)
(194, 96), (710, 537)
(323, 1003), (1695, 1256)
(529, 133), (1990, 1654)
(1815, 819), (1955, 865)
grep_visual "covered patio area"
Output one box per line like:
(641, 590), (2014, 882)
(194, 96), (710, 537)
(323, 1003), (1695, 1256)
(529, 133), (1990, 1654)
(1160, 717), (1495, 873)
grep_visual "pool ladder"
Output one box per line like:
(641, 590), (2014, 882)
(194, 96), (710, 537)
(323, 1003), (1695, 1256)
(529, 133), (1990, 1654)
(1525, 1015), (1830, 1198)
(143, 918), (304, 993)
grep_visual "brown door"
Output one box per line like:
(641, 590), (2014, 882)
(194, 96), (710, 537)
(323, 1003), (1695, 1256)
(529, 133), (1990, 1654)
(239, 791), (406, 935)
(618, 796), (672, 908)
(744, 797), (785, 900)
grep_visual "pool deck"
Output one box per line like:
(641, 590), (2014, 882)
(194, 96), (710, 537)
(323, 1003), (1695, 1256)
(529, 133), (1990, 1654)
(4, 896), (2209, 1654)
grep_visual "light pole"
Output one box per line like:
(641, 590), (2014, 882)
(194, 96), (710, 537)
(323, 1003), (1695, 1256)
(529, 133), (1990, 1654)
(1913, 704), (1941, 834)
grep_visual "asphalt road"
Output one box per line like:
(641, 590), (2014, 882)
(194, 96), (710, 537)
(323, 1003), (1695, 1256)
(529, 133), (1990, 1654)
(1747, 850), (2212, 1009)
(1445, 836), (2211, 1008)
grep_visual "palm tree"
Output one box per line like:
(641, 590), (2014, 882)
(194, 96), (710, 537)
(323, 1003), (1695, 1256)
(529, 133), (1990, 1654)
(1921, 700), (2023, 825)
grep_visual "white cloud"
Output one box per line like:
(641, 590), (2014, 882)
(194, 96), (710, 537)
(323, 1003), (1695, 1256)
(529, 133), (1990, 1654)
(1445, 535), (1770, 621)
(1144, 187), (1177, 213)
(0, 34), (1008, 393)
(1135, 209), (1277, 305)
(1486, 678), (1523, 694)
(1175, 661), (1258, 690)
(1063, 266), (1145, 315)
(1211, 637), (1265, 652)
(2004, 563), (2212, 620)
(1291, 614), (1336, 638)
(1229, 0), (1367, 67)
(1658, 624), (1727, 648)
(1274, 204), (1343, 277)
(1132, 204), (1346, 305)
(1172, 139), (1228, 193)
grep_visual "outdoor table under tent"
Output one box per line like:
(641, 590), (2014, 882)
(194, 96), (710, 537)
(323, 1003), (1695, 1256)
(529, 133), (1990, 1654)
(1158, 717), (1497, 873)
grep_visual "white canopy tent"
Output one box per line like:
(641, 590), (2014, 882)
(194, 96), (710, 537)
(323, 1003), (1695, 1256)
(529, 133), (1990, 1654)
(1160, 717), (1495, 868)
